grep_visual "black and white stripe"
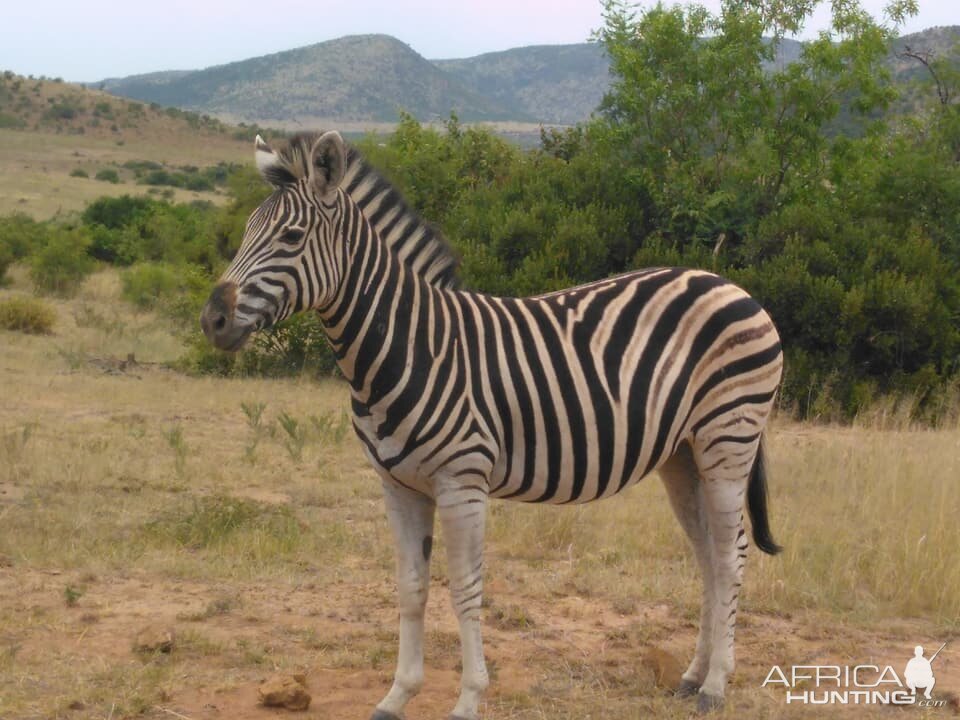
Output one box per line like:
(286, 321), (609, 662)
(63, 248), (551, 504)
(201, 130), (784, 718)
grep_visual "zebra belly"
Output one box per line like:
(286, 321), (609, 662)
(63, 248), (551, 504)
(485, 405), (667, 505)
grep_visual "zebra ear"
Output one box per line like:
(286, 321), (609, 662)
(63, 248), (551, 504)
(308, 130), (347, 197)
(254, 134), (293, 187)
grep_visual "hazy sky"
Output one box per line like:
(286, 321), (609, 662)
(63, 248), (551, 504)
(0, 0), (956, 82)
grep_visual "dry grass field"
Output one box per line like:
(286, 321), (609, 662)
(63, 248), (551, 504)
(1, 268), (958, 720)
(0, 128), (249, 219)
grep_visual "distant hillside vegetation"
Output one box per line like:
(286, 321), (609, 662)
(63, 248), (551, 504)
(433, 44), (610, 125)
(99, 35), (525, 124)
(0, 70), (241, 142)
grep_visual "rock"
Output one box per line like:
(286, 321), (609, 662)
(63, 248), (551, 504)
(258, 674), (312, 711)
(132, 625), (175, 654)
(642, 646), (683, 691)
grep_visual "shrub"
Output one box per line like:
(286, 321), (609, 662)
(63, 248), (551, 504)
(0, 113), (25, 129)
(87, 224), (137, 265)
(0, 295), (56, 334)
(0, 243), (11, 285)
(82, 195), (156, 229)
(69, 167), (88, 178)
(183, 174), (214, 192)
(140, 169), (178, 187)
(94, 168), (120, 184)
(92, 101), (113, 118)
(120, 262), (184, 310)
(122, 159), (162, 176)
(244, 313), (339, 377)
(177, 313), (338, 380)
(0, 212), (49, 260)
(28, 226), (94, 295)
(43, 100), (82, 121)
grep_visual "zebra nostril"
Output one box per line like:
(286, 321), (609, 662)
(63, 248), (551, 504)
(214, 315), (226, 331)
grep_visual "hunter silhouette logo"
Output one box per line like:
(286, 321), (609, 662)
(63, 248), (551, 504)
(904, 643), (945, 700)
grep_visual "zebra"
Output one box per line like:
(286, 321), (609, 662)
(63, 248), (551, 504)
(200, 130), (784, 718)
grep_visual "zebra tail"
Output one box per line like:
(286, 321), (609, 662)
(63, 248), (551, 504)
(747, 435), (782, 555)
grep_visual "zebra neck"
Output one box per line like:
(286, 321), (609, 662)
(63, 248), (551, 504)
(341, 149), (459, 290)
(319, 200), (452, 404)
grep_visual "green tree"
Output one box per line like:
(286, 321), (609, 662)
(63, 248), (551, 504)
(594, 0), (915, 261)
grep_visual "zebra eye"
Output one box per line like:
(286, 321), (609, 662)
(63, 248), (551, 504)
(279, 228), (304, 245)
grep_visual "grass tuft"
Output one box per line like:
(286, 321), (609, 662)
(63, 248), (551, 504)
(144, 495), (301, 553)
(0, 294), (56, 333)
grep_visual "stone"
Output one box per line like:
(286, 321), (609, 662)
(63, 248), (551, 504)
(642, 646), (683, 691)
(132, 625), (175, 654)
(258, 674), (312, 711)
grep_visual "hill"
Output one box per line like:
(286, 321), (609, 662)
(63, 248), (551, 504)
(433, 43), (610, 125)
(99, 35), (526, 125)
(94, 27), (960, 130)
(0, 72), (252, 218)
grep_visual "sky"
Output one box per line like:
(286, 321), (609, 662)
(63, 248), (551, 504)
(0, 0), (956, 82)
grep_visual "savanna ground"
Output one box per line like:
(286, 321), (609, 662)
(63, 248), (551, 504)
(1, 267), (958, 720)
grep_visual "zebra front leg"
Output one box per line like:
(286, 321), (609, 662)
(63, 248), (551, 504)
(372, 481), (436, 720)
(436, 479), (489, 720)
(659, 444), (714, 698)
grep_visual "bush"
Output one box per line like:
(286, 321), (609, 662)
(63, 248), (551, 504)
(94, 168), (120, 184)
(0, 295), (56, 334)
(120, 262), (211, 316)
(0, 113), (26, 129)
(177, 313), (338, 380)
(43, 100), (82, 121)
(69, 167), (88, 178)
(0, 212), (49, 260)
(87, 223), (138, 265)
(0, 244), (12, 285)
(244, 313), (338, 377)
(120, 262), (181, 309)
(28, 226), (94, 295)
(82, 195), (156, 230)
(92, 101), (113, 118)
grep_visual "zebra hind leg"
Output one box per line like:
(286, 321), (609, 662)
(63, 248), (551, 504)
(690, 433), (761, 712)
(372, 482), (436, 720)
(659, 443), (714, 699)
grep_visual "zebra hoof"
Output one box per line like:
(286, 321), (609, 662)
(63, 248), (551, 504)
(370, 711), (402, 720)
(697, 692), (725, 713)
(676, 678), (701, 698)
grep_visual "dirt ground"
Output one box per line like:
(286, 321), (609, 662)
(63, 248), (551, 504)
(1, 544), (957, 719)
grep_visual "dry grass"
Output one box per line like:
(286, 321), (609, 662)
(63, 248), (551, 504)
(0, 294), (56, 334)
(487, 421), (960, 632)
(1, 268), (958, 720)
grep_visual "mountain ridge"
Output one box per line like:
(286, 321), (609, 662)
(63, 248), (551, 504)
(95, 27), (960, 128)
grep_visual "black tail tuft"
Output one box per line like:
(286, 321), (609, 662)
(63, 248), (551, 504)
(747, 436), (782, 555)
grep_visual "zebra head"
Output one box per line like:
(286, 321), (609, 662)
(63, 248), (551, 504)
(200, 131), (347, 351)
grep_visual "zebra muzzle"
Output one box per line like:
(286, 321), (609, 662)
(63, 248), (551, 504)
(200, 282), (253, 351)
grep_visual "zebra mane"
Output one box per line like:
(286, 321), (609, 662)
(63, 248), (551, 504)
(265, 132), (460, 290)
